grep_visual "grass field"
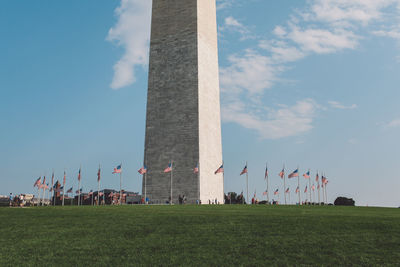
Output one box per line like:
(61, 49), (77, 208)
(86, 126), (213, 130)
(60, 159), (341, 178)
(0, 205), (399, 266)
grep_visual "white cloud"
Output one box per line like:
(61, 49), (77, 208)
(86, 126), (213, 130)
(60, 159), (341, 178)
(222, 16), (254, 40)
(328, 101), (358, 109)
(385, 119), (400, 128)
(220, 50), (276, 95)
(348, 138), (358, 144)
(107, 0), (152, 90)
(304, 0), (396, 26)
(373, 29), (400, 40)
(217, 0), (234, 10)
(222, 99), (318, 139)
(258, 40), (305, 63)
(287, 27), (359, 54)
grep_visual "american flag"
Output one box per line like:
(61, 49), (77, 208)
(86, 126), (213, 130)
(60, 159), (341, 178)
(78, 168), (81, 181)
(317, 184), (320, 189)
(97, 166), (101, 182)
(322, 176), (328, 185)
(138, 165), (147, 175)
(316, 173), (319, 182)
(214, 164), (224, 174)
(193, 163), (199, 174)
(164, 162), (172, 173)
(67, 187), (73, 193)
(63, 171), (66, 185)
(44, 184), (49, 190)
(279, 168), (285, 179)
(51, 172), (54, 188)
(295, 186), (299, 193)
(263, 190), (267, 196)
(240, 164), (248, 175)
(303, 170), (310, 179)
(33, 177), (41, 187)
(113, 164), (122, 174)
(264, 164), (268, 180)
(304, 186), (308, 193)
(312, 184), (315, 191)
(42, 176), (46, 185)
(274, 189), (279, 195)
(288, 169), (299, 178)
(285, 187), (290, 193)
(75, 188), (82, 194)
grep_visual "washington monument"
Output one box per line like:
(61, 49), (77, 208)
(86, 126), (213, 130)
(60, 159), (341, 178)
(143, 0), (223, 204)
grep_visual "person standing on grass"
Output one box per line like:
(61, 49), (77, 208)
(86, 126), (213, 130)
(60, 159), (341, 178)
(9, 193), (12, 207)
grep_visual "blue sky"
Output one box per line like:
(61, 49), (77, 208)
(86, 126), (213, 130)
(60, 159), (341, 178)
(1, 0), (400, 207)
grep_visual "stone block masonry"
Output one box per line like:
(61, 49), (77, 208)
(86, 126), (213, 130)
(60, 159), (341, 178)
(143, 0), (223, 204)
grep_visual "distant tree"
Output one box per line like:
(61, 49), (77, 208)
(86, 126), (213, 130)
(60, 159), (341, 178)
(225, 192), (246, 204)
(334, 197), (355, 206)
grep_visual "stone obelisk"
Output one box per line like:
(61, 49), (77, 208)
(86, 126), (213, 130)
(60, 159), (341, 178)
(143, 0), (223, 204)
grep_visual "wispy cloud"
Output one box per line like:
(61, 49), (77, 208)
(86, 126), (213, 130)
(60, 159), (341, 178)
(385, 118), (400, 128)
(222, 99), (318, 139)
(219, 0), (400, 139)
(328, 101), (358, 110)
(216, 0), (235, 11)
(221, 16), (254, 40)
(107, 0), (152, 90)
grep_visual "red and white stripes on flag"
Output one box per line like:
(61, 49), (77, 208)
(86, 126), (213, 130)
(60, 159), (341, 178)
(164, 162), (172, 173)
(240, 165), (247, 175)
(78, 168), (81, 181)
(288, 169), (299, 178)
(303, 170), (310, 179)
(295, 186), (299, 193)
(33, 177), (41, 187)
(274, 189), (279, 195)
(97, 167), (101, 182)
(304, 186), (308, 193)
(193, 163), (199, 174)
(279, 168), (284, 179)
(214, 164), (224, 174)
(138, 165), (147, 175)
(63, 171), (66, 186)
(113, 165), (122, 174)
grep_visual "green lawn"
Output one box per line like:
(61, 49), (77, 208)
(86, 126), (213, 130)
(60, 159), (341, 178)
(0, 205), (399, 266)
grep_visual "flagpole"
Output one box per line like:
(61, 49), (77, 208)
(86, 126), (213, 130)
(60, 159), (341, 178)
(283, 172), (287, 205)
(170, 160), (173, 205)
(98, 164), (100, 206)
(325, 183), (328, 203)
(297, 176), (300, 205)
(37, 186), (40, 206)
(312, 184), (315, 204)
(42, 181), (46, 206)
(119, 163), (122, 205)
(62, 185), (65, 206)
(246, 161), (249, 205)
(78, 166), (81, 206)
(288, 190), (291, 204)
(308, 171), (311, 204)
(145, 172), (149, 204)
(321, 175), (325, 204)
(197, 161), (200, 204)
(62, 170), (65, 206)
(266, 163), (269, 204)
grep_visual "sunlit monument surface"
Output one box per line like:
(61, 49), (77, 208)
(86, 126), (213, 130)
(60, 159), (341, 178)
(143, 0), (223, 204)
